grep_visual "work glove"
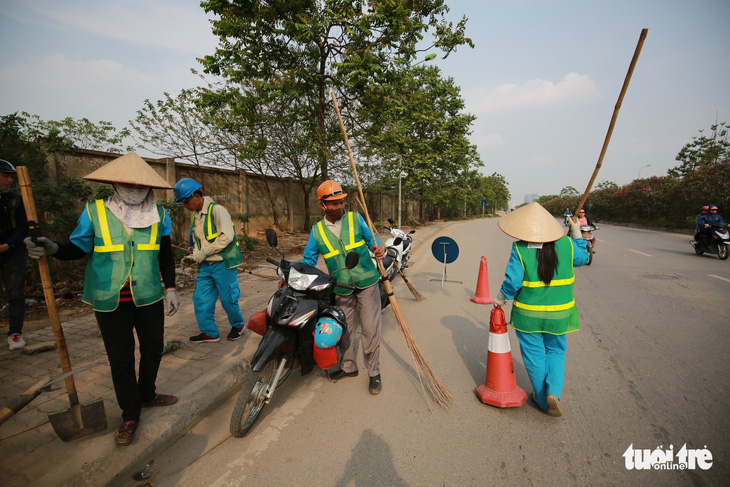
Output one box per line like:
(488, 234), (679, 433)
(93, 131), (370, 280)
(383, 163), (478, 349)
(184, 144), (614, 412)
(24, 236), (59, 260)
(493, 291), (508, 307)
(568, 220), (582, 239)
(191, 250), (207, 264)
(165, 288), (180, 316)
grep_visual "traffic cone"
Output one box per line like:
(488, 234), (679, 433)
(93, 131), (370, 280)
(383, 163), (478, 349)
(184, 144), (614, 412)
(470, 256), (494, 304)
(475, 306), (527, 408)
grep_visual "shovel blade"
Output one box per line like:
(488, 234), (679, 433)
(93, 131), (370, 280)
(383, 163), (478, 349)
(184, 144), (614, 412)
(48, 398), (107, 442)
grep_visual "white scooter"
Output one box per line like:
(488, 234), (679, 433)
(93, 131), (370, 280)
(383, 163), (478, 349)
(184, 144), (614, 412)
(384, 218), (415, 270)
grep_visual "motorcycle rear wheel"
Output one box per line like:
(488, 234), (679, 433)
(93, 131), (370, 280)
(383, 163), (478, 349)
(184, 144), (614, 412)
(230, 358), (278, 438)
(718, 245), (729, 260)
(586, 240), (593, 266)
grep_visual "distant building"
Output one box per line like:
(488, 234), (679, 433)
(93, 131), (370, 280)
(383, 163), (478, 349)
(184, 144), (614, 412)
(524, 193), (539, 204)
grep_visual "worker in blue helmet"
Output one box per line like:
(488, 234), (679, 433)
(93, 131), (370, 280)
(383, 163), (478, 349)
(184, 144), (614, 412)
(174, 178), (245, 343)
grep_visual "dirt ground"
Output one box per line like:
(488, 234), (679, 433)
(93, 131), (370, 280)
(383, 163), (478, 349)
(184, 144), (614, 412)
(0, 230), (312, 335)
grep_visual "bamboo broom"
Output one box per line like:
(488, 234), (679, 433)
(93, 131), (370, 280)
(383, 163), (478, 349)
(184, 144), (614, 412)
(574, 29), (648, 218)
(332, 93), (453, 409)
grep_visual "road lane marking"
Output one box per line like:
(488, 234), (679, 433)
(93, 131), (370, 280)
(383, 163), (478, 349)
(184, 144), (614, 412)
(709, 274), (730, 283)
(628, 249), (653, 257)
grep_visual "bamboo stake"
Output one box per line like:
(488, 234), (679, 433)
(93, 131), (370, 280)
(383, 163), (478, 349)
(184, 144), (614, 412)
(332, 92), (453, 409)
(574, 28), (648, 218)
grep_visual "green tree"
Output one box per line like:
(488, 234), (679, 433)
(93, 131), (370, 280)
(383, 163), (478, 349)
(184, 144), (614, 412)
(560, 186), (579, 197)
(18, 112), (131, 153)
(198, 0), (473, 181)
(131, 89), (231, 171)
(596, 180), (618, 190)
(669, 122), (730, 178)
(358, 64), (481, 220)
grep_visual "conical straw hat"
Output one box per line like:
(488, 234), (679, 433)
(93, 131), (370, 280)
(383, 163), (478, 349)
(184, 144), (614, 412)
(83, 152), (172, 189)
(498, 202), (564, 243)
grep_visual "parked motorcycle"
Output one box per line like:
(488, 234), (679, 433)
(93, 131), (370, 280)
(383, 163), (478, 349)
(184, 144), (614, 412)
(229, 229), (359, 438)
(691, 222), (729, 260)
(384, 218), (415, 270)
(581, 225), (597, 265)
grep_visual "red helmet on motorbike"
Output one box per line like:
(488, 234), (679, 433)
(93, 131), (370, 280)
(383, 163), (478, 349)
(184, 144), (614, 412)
(701, 206), (709, 213)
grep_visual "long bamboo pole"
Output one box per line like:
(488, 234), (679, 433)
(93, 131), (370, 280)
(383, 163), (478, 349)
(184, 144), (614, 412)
(575, 28), (648, 218)
(17, 166), (80, 404)
(331, 92), (453, 409)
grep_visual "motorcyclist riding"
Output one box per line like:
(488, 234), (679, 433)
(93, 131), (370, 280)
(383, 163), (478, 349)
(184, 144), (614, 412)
(577, 209), (599, 249)
(696, 205), (724, 246)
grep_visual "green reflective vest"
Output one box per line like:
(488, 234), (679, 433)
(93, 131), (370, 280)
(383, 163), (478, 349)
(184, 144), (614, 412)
(82, 199), (166, 312)
(191, 201), (242, 269)
(511, 236), (579, 335)
(312, 212), (380, 295)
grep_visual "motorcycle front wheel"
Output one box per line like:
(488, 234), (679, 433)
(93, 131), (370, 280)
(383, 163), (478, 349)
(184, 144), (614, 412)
(586, 240), (593, 266)
(718, 244), (729, 260)
(230, 358), (278, 438)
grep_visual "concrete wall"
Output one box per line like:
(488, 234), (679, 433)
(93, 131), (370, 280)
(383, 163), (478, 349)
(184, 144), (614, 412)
(45, 148), (426, 244)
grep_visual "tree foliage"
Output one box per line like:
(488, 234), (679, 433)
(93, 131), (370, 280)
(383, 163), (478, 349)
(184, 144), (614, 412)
(669, 122), (730, 178)
(131, 89), (230, 169)
(14, 112), (132, 153)
(198, 0), (473, 182)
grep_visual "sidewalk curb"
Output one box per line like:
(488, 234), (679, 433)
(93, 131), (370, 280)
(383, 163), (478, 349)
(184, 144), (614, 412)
(34, 356), (251, 487)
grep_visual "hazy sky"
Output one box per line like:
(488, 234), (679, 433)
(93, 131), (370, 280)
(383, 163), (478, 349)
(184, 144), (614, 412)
(1, 0), (729, 207)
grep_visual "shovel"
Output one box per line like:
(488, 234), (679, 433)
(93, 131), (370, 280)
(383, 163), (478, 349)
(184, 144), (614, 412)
(17, 166), (108, 441)
(0, 362), (105, 426)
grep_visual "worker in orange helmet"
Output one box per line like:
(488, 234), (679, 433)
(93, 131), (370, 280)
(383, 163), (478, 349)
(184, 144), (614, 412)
(301, 180), (386, 395)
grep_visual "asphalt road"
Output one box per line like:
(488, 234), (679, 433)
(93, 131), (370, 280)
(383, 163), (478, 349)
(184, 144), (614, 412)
(146, 219), (729, 486)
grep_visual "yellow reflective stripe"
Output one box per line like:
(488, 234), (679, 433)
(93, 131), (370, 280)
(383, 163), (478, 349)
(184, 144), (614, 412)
(205, 205), (218, 240)
(137, 223), (160, 250)
(317, 221), (340, 259)
(344, 212), (365, 250)
(93, 200), (124, 253)
(514, 300), (575, 312)
(521, 276), (575, 288)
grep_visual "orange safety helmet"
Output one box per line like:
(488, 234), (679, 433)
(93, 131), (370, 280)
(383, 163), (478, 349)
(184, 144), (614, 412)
(317, 180), (348, 201)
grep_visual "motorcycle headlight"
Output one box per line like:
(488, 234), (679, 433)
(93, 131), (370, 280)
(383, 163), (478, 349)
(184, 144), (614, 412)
(288, 267), (316, 291)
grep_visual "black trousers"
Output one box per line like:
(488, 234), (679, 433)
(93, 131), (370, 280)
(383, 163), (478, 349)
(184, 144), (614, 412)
(95, 300), (164, 422)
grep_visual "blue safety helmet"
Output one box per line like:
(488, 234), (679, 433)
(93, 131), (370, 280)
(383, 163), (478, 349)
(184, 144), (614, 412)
(314, 316), (343, 349)
(319, 307), (346, 326)
(0, 159), (17, 173)
(173, 178), (201, 203)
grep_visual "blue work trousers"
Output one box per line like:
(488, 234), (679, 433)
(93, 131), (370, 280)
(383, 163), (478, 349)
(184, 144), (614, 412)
(193, 261), (244, 337)
(515, 330), (568, 410)
(1, 251), (26, 335)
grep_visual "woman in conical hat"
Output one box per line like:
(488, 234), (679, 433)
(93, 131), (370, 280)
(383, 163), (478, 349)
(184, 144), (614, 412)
(493, 202), (589, 417)
(24, 152), (180, 445)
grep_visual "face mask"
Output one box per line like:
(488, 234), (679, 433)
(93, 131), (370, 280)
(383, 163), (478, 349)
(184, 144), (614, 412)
(115, 185), (150, 205)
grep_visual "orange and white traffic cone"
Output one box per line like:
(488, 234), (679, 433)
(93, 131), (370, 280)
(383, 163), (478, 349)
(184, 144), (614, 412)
(470, 256), (493, 304)
(475, 306), (527, 408)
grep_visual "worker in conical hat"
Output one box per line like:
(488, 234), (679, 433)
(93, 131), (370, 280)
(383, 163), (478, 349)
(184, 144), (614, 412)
(493, 202), (589, 417)
(24, 152), (180, 446)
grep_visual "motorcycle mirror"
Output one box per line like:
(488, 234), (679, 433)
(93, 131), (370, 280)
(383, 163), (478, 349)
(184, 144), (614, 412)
(387, 218), (395, 225)
(345, 251), (360, 269)
(265, 228), (278, 248)
(409, 230), (415, 234)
